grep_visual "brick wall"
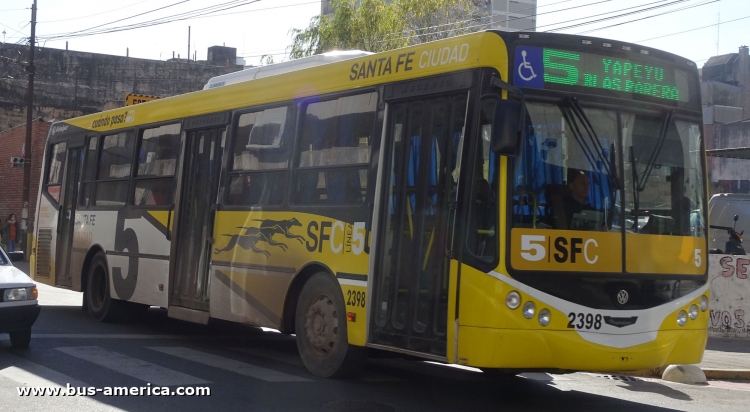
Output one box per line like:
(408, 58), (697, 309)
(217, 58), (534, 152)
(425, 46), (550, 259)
(0, 119), (50, 235)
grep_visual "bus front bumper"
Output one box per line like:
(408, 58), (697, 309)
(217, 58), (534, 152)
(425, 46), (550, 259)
(457, 326), (707, 371)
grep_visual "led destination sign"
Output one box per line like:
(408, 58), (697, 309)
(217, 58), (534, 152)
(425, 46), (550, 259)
(513, 46), (690, 103)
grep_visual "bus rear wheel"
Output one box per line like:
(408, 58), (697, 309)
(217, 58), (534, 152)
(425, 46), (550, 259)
(86, 252), (125, 322)
(295, 273), (365, 378)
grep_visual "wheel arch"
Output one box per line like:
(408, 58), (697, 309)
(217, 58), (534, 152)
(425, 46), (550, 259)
(281, 262), (337, 334)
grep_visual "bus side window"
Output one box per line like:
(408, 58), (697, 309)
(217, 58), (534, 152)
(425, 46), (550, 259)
(227, 105), (292, 206)
(293, 92), (376, 205)
(95, 131), (135, 207)
(133, 124), (181, 206)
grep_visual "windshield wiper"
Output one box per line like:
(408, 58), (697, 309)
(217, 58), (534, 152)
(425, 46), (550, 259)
(562, 97), (620, 189)
(630, 110), (674, 232)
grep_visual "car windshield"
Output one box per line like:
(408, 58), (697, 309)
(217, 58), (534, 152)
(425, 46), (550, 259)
(511, 100), (705, 237)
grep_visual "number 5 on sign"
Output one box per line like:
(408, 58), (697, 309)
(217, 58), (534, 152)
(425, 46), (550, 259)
(521, 235), (546, 261)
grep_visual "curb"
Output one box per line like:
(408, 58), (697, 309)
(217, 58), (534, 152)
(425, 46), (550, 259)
(702, 368), (750, 381)
(617, 367), (750, 381)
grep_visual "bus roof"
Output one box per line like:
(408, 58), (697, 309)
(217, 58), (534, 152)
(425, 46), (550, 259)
(203, 50), (373, 90)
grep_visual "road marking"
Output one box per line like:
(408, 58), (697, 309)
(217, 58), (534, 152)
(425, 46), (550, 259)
(56, 346), (210, 386)
(230, 347), (400, 382)
(32, 334), (228, 339)
(231, 347), (304, 366)
(0, 354), (89, 388)
(150, 347), (311, 382)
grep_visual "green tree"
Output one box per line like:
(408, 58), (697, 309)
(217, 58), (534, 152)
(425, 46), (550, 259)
(288, 0), (488, 59)
(398, 0), (488, 45)
(289, 0), (404, 59)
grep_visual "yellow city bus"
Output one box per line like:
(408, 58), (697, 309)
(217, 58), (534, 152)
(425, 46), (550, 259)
(32, 30), (709, 377)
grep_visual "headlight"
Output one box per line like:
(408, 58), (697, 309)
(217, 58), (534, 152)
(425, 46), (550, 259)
(538, 308), (551, 326)
(677, 310), (687, 327)
(700, 295), (708, 312)
(689, 304), (699, 320)
(4, 288), (28, 301)
(506, 291), (521, 310)
(522, 301), (536, 319)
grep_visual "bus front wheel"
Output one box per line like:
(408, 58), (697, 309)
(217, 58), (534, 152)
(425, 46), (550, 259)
(86, 252), (125, 322)
(295, 273), (365, 378)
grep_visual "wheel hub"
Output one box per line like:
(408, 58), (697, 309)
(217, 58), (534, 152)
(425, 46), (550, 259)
(305, 294), (338, 355)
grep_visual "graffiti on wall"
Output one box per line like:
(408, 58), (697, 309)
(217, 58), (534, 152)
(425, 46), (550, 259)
(709, 255), (750, 338)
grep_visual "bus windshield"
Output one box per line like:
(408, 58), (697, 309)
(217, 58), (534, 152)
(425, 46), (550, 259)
(511, 100), (705, 238)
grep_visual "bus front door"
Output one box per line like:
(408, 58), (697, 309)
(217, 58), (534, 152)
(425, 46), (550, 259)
(55, 146), (85, 287)
(169, 127), (225, 320)
(370, 94), (468, 357)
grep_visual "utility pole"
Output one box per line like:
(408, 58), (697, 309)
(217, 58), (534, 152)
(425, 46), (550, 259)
(22, 0), (37, 259)
(187, 26), (191, 63)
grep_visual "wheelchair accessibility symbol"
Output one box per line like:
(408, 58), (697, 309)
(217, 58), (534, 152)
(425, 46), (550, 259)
(518, 50), (537, 81)
(513, 46), (543, 88)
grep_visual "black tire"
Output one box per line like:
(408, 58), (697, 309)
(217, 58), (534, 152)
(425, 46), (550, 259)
(9, 329), (31, 348)
(295, 273), (365, 378)
(86, 252), (125, 322)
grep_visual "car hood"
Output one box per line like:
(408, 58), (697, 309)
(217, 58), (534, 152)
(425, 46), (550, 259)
(0, 265), (35, 289)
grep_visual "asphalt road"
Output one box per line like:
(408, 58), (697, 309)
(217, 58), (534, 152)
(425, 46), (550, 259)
(2, 281), (750, 411)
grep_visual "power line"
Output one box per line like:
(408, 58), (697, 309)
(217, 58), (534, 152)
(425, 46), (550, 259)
(543, 0), (693, 33)
(574, 0), (719, 35)
(187, 0), (319, 20)
(37, 0), (151, 23)
(532, 0), (679, 31)
(635, 14), (750, 42)
(38, 0), (263, 41)
(39, 0), (191, 38)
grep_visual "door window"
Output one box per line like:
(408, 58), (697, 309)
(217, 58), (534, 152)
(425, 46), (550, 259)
(45, 142), (67, 203)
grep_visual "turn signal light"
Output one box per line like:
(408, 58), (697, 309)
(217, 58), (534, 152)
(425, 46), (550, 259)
(347, 312), (356, 322)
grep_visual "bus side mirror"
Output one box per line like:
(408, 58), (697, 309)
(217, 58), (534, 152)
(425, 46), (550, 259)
(491, 99), (523, 156)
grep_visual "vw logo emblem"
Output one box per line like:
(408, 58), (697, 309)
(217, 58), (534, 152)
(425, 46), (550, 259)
(617, 290), (629, 305)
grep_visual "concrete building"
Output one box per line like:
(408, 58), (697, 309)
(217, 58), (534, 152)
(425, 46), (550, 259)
(0, 43), (243, 131)
(0, 44), (243, 246)
(702, 45), (750, 196)
(321, 0), (537, 31)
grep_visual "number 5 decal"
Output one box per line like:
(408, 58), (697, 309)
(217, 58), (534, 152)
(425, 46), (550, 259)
(694, 249), (702, 267)
(521, 235), (546, 262)
(352, 222), (366, 255)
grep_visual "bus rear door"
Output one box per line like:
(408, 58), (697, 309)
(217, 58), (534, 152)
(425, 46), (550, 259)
(55, 143), (85, 288)
(168, 114), (228, 323)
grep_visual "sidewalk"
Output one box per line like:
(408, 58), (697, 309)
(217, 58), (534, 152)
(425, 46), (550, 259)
(699, 337), (750, 380)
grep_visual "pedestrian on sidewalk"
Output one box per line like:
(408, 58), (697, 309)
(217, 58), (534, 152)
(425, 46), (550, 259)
(1, 214), (20, 252)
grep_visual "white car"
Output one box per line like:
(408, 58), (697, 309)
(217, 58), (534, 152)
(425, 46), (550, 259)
(0, 250), (39, 347)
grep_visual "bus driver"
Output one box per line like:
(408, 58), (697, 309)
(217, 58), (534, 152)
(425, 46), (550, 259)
(564, 169), (605, 231)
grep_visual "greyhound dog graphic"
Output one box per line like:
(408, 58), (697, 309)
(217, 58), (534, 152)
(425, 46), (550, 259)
(214, 218), (305, 257)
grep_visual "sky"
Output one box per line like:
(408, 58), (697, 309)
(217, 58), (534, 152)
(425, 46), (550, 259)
(0, 0), (747, 66)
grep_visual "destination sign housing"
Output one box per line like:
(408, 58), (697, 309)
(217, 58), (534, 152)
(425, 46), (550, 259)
(514, 46), (693, 104)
